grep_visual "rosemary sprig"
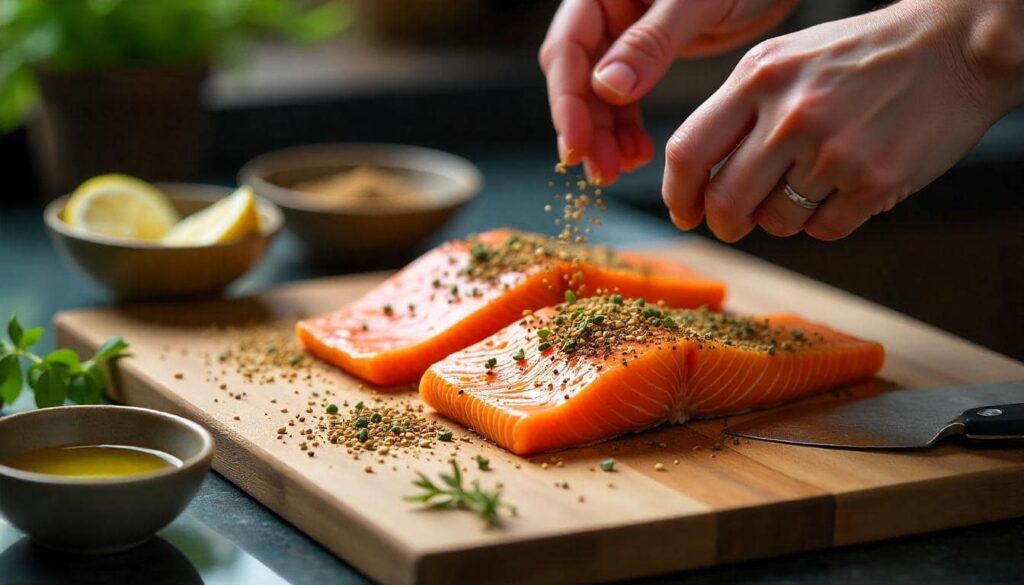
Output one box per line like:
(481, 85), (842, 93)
(405, 460), (516, 527)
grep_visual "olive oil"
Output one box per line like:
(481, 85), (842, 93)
(4, 444), (181, 478)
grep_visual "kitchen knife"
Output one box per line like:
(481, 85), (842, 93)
(723, 380), (1024, 449)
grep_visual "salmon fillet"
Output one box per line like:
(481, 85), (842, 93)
(420, 296), (885, 454)
(297, 230), (725, 385)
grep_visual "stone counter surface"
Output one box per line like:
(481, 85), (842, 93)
(1, 150), (1021, 585)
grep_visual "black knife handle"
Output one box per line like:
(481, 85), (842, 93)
(959, 403), (1024, 441)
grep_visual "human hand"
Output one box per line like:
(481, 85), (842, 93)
(539, 0), (796, 184)
(663, 0), (1024, 241)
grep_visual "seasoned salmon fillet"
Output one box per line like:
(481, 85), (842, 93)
(297, 230), (725, 385)
(420, 296), (884, 454)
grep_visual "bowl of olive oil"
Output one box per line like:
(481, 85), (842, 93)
(0, 405), (214, 554)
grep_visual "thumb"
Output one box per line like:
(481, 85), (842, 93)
(592, 0), (732, 105)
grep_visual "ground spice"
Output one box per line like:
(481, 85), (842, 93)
(524, 295), (815, 364)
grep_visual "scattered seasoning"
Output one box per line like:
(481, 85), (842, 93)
(484, 357), (498, 371)
(474, 455), (491, 470)
(382, 304), (394, 316)
(599, 458), (615, 472)
(326, 403), (339, 415)
(654, 462), (666, 472)
(512, 349), (525, 361)
(528, 295), (815, 362)
(437, 429), (454, 442)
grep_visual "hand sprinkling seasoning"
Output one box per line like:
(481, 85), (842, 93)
(405, 460), (515, 527)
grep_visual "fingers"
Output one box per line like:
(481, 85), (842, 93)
(592, 0), (731, 105)
(754, 159), (835, 237)
(583, 97), (621, 185)
(802, 193), (872, 241)
(614, 105), (653, 172)
(662, 80), (757, 232)
(701, 119), (796, 242)
(539, 0), (605, 164)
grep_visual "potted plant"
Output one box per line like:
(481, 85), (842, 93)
(0, 0), (348, 198)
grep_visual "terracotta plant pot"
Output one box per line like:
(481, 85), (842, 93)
(30, 65), (208, 199)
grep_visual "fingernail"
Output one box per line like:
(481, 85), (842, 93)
(557, 135), (572, 165)
(594, 62), (637, 98)
(583, 159), (598, 184)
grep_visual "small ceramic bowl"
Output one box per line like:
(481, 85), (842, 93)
(0, 405), (214, 554)
(44, 183), (283, 302)
(239, 143), (482, 266)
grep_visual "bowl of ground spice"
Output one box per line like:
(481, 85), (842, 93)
(240, 143), (482, 268)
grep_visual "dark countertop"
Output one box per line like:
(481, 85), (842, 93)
(1, 146), (1023, 585)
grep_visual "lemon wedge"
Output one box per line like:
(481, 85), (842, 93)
(163, 186), (262, 246)
(64, 174), (180, 241)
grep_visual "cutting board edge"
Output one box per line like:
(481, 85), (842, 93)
(54, 313), (425, 585)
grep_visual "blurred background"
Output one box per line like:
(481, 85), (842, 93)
(1, 0), (1021, 359)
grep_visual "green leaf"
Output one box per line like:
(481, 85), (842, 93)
(92, 336), (128, 362)
(45, 348), (81, 372)
(32, 367), (68, 408)
(27, 362), (46, 387)
(0, 354), (22, 406)
(68, 372), (102, 404)
(7, 314), (22, 347)
(18, 326), (42, 350)
(83, 362), (106, 392)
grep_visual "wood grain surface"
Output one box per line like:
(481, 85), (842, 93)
(54, 238), (1024, 585)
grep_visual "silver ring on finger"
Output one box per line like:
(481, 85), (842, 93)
(783, 182), (823, 210)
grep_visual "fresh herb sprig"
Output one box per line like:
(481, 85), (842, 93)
(0, 314), (128, 409)
(405, 460), (516, 527)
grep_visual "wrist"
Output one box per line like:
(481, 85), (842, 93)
(914, 0), (1024, 113)
(964, 1), (1024, 109)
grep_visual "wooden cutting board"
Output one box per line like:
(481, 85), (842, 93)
(54, 238), (1024, 585)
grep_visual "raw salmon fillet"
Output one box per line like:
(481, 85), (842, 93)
(297, 230), (725, 385)
(420, 297), (884, 454)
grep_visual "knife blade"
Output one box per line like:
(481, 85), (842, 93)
(723, 380), (1024, 449)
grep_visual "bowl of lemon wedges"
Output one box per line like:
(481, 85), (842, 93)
(44, 174), (283, 302)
